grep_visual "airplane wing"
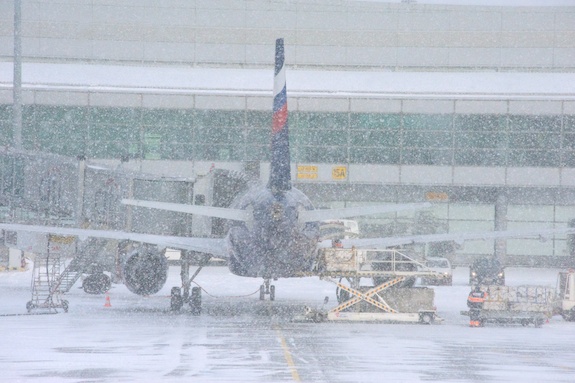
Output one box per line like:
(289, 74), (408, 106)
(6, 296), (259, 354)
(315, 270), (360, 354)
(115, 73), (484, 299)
(122, 199), (251, 222)
(298, 202), (431, 223)
(0, 223), (227, 258)
(122, 199), (431, 223)
(324, 227), (575, 249)
(123, 198), (430, 225)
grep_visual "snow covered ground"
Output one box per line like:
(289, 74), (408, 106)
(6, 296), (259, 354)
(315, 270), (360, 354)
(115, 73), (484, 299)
(1, 265), (574, 382)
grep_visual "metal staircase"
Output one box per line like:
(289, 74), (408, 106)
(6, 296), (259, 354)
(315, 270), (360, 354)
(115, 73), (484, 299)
(26, 238), (110, 313)
(56, 238), (108, 294)
(27, 250), (68, 313)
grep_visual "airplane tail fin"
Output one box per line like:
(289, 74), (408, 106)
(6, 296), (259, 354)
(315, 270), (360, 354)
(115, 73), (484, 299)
(267, 38), (292, 193)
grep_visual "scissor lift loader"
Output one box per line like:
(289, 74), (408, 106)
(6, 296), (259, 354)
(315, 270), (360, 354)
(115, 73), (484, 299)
(317, 248), (442, 324)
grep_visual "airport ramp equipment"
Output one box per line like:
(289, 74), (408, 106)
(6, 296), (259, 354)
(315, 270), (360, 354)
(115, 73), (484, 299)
(56, 238), (111, 294)
(461, 285), (556, 327)
(26, 235), (72, 313)
(316, 248), (443, 324)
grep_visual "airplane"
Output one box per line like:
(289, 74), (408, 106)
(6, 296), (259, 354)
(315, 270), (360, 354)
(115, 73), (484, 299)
(2, 38), (575, 313)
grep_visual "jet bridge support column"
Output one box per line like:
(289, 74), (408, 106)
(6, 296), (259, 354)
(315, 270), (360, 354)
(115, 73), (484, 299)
(75, 156), (86, 227)
(494, 192), (508, 265)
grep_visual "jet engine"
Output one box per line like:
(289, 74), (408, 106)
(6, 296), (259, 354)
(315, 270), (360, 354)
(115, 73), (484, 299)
(122, 245), (168, 296)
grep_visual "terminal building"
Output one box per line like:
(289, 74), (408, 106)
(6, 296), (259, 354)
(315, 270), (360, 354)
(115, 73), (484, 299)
(1, 0), (575, 265)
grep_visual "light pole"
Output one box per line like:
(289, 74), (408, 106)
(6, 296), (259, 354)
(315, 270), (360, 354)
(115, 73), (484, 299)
(13, 0), (22, 150)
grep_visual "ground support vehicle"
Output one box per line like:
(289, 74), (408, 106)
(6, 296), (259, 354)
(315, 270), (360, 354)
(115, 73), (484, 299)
(556, 269), (575, 321)
(421, 257), (453, 286)
(313, 248), (443, 324)
(461, 285), (555, 327)
(469, 257), (505, 286)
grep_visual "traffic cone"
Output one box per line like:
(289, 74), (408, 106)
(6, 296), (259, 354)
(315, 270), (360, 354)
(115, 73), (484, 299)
(104, 294), (111, 308)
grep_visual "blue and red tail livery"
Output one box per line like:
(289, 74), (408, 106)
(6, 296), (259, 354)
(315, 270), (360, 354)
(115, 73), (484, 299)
(268, 38), (291, 193)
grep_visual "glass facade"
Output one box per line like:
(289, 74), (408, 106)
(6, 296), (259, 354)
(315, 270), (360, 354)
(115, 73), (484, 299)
(1, 105), (574, 167)
(1, 104), (573, 260)
(0, 104), (12, 147)
(321, 201), (573, 259)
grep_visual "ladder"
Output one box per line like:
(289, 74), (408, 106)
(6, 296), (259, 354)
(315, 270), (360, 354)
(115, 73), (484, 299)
(27, 250), (68, 313)
(56, 238), (108, 294)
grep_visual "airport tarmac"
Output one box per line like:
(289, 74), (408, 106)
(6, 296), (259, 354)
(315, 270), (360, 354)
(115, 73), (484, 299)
(1, 265), (575, 382)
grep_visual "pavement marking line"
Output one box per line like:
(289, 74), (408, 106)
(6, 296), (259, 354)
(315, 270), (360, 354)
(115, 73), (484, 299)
(275, 327), (301, 382)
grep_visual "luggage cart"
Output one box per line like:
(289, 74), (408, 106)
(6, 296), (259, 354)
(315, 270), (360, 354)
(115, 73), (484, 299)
(461, 285), (555, 327)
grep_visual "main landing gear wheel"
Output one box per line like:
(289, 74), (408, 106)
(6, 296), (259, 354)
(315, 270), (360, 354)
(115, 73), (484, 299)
(190, 287), (201, 316)
(170, 287), (184, 312)
(174, 251), (211, 314)
(259, 279), (275, 301)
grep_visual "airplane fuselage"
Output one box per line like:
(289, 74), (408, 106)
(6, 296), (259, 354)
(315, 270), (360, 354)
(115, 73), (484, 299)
(226, 185), (319, 278)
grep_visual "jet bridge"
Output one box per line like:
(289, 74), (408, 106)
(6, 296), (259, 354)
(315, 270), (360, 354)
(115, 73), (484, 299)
(312, 248), (444, 324)
(0, 150), (247, 312)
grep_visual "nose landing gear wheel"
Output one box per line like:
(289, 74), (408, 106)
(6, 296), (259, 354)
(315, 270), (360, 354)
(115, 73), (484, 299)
(259, 285), (265, 300)
(259, 279), (275, 300)
(269, 285), (275, 301)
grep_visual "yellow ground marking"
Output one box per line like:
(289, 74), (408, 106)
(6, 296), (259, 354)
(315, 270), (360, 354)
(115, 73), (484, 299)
(275, 327), (301, 382)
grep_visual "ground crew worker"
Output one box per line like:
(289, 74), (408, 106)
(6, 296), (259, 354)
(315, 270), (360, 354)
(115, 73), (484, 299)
(332, 238), (343, 248)
(467, 286), (487, 327)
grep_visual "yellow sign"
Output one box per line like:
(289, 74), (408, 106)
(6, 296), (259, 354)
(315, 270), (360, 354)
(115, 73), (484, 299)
(49, 235), (76, 244)
(297, 165), (318, 173)
(332, 166), (347, 180)
(297, 164), (318, 180)
(425, 192), (449, 201)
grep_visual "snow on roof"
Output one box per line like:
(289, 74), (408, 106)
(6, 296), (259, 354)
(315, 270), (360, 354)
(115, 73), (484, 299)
(355, 0), (575, 6)
(1, 62), (574, 100)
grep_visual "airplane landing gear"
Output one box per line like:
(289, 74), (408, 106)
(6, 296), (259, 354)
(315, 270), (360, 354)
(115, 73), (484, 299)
(259, 279), (275, 301)
(170, 251), (209, 314)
